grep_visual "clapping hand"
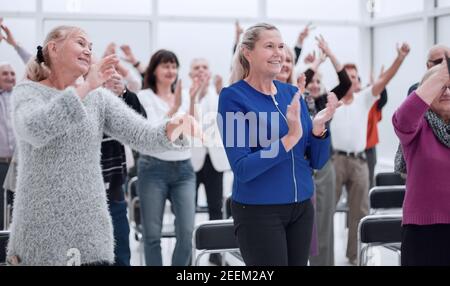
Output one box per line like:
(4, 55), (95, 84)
(312, 92), (342, 136)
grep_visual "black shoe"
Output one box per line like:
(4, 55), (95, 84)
(209, 253), (222, 266)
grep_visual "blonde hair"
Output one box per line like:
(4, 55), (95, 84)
(229, 23), (279, 85)
(284, 46), (295, 85)
(26, 25), (85, 82)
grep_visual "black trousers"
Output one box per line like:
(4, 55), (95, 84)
(231, 199), (314, 266)
(195, 154), (223, 220)
(401, 224), (450, 266)
(0, 162), (9, 230)
(365, 147), (377, 190)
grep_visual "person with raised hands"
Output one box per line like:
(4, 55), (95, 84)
(220, 23), (340, 266)
(187, 58), (230, 265)
(6, 26), (197, 266)
(0, 20), (32, 63)
(120, 44), (146, 75)
(293, 23), (315, 65)
(393, 55), (450, 266)
(331, 42), (410, 265)
(300, 35), (351, 266)
(102, 42), (142, 93)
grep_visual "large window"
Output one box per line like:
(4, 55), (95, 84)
(267, 0), (361, 21)
(0, 0), (35, 12)
(437, 16), (450, 45)
(158, 0), (258, 18)
(438, 0), (450, 7)
(274, 23), (361, 89)
(157, 21), (234, 84)
(373, 0), (423, 18)
(43, 0), (152, 15)
(373, 21), (425, 169)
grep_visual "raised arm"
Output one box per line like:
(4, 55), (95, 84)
(372, 43), (410, 96)
(232, 20), (244, 55)
(120, 44), (146, 75)
(294, 23), (313, 65)
(1, 23), (32, 64)
(392, 58), (449, 145)
(316, 35), (351, 99)
(415, 56), (449, 105)
(303, 51), (327, 86)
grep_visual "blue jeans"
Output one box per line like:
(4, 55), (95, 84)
(108, 197), (131, 266)
(137, 156), (196, 266)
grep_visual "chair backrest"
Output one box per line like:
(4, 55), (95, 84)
(358, 215), (402, 244)
(127, 176), (139, 200)
(369, 186), (406, 210)
(375, 172), (405, 187)
(193, 219), (238, 251)
(0, 231), (10, 265)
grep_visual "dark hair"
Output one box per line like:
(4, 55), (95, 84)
(143, 49), (180, 94)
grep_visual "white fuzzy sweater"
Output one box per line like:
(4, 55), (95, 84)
(8, 81), (185, 265)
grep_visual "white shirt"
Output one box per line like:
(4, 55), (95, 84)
(331, 86), (379, 153)
(190, 87), (230, 172)
(137, 88), (192, 161)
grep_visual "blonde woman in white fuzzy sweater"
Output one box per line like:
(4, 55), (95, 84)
(7, 25), (199, 266)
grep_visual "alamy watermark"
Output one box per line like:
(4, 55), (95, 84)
(178, 107), (287, 159)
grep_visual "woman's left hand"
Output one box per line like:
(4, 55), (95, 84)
(312, 92), (342, 136)
(166, 113), (204, 143)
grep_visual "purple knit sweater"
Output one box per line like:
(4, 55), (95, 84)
(392, 92), (450, 225)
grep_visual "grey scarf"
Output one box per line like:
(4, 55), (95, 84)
(394, 110), (450, 175)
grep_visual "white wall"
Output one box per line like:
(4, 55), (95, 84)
(0, 18), (36, 80)
(2, 0), (450, 174)
(373, 21), (426, 172)
(437, 16), (450, 45)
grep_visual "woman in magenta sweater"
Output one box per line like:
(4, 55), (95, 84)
(392, 56), (450, 266)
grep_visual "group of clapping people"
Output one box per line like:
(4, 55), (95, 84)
(0, 17), (449, 266)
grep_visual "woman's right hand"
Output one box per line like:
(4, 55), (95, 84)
(282, 91), (303, 151)
(77, 55), (119, 99)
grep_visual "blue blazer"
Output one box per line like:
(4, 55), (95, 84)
(218, 80), (330, 205)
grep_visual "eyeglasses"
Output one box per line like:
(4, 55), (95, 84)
(428, 58), (444, 66)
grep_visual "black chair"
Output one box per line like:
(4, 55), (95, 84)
(369, 186), (406, 211)
(0, 231), (10, 266)
(357, 214), (402, 266)
(192, 219), (241, 266)
(375, 172), (406, 187)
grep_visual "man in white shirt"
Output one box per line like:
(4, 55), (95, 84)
(331, 43), (410, 264)
(0, 62), (16, 230)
